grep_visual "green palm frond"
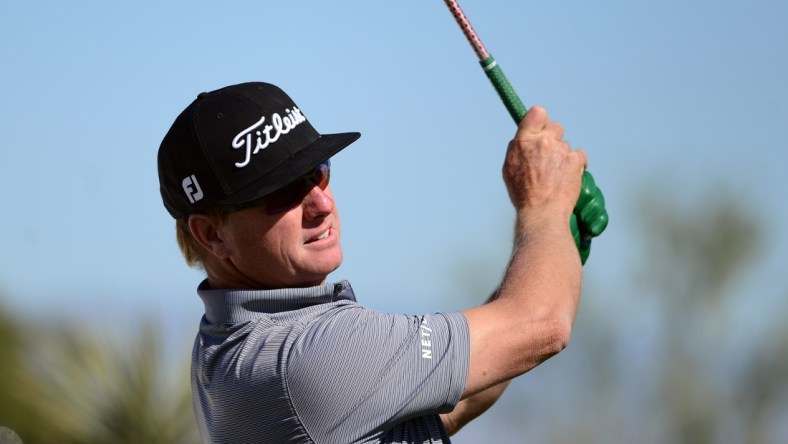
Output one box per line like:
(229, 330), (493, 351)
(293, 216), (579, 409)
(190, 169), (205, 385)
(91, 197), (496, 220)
(3, 314), (198, 444)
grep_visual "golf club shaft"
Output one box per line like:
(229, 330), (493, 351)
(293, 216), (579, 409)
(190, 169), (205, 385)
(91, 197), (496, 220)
(443, 0), (598, 262)
(443, 0), (527, 123)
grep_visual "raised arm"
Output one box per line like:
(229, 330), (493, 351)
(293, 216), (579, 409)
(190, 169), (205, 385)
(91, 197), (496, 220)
(461, 105), (587, 398)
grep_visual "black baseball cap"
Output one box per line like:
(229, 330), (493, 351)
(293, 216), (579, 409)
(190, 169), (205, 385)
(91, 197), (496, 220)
(157, 82), (360, 219)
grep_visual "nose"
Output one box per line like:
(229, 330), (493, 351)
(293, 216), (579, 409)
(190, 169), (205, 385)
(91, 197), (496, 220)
(302, 185), (334, 220)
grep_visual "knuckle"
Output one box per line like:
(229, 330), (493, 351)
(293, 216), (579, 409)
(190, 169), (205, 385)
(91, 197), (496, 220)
(548, 121), (564, 137)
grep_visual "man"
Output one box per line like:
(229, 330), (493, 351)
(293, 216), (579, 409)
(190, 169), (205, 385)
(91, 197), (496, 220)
(158, 81), (605, 443)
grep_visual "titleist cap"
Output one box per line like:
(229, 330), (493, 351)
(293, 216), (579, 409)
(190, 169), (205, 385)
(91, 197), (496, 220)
(157, 82), (360, 219)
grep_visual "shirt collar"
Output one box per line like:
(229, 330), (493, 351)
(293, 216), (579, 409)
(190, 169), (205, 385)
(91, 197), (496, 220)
(197, 279), (357, 324)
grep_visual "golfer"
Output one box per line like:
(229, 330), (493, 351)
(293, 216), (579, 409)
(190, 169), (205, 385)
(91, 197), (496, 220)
(158, 81), (591, 443)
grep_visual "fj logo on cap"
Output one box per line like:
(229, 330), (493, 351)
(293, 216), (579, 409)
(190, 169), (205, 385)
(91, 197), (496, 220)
(231, 107), (307, 169)
(182, 175), (204, 204)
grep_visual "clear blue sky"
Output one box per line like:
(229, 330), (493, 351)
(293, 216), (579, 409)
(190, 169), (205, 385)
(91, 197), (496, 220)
(1, 0), (786, 368)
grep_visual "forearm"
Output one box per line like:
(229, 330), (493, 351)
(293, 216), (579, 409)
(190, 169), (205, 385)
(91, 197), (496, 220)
(504, 208), (583, 333)
(440, 379), (511, 436)
(500, 209), (582, 357)
(463, 209), (582, 394)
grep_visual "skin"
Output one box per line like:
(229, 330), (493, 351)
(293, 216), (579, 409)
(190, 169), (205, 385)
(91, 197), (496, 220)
(441, 106), (587, 434)
(188, 105), (586, 436)
(188, 185), (342, 290)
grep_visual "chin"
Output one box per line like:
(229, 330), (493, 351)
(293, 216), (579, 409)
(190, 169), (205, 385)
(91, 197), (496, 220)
(289, 243), (340, 284)
(317, 256), (343, 278)
(300, 253), (342, 285)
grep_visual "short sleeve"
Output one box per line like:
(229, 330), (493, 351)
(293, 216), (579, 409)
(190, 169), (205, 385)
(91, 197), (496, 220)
(286, 306), (470, 442)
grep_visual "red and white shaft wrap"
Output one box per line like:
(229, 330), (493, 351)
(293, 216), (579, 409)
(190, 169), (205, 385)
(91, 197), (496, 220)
(443, 0), (490, 61)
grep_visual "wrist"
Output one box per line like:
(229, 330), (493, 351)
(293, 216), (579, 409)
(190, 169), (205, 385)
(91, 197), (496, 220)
(514, 204), (572, 237)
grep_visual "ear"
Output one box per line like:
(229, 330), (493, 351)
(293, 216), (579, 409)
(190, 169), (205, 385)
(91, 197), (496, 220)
(188, 214), (231, 260)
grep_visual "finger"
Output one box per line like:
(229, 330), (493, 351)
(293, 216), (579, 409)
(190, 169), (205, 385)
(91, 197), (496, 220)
(577, 149), (588, 171)
(517, 105), (548, 136)
(578, 192), (604, 226)
(574, 169), (596, 212)
(578, 189), (608, 237)
(587, 210), (609, 237)
(543, 120), (564, 140)
(583, 185), (609, 237)
(555, 140), (571, 154)
(572, 149), (588, 173)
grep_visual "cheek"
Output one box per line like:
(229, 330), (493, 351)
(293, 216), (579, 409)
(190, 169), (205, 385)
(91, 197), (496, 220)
(245, 220), (290, 254)
(325, 188), (341, 229)
(224, 214), (286, 260)
(333, 210), (341, 233)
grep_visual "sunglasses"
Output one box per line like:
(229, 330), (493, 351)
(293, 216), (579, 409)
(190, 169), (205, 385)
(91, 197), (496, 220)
(224, 160), (331, 215)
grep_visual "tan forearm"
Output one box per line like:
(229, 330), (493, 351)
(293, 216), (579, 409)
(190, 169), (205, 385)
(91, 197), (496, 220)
(502, 208), (583, 332)
(462, 210), (582, 395)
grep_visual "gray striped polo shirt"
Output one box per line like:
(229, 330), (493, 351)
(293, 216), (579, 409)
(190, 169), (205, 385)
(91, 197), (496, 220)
(192, 279), (470, 443)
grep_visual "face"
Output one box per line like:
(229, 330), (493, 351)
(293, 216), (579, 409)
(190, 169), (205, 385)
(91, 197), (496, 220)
(209, 183), (343, 289)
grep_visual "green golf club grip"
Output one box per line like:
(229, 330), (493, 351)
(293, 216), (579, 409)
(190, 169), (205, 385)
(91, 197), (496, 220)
(481, 56), (527, 123)
(480, 55), (600, 263)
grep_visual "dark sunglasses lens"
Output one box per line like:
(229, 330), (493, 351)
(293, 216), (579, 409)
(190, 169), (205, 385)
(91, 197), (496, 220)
(264, 161), (331, 214)
(314, 162), (330, 189)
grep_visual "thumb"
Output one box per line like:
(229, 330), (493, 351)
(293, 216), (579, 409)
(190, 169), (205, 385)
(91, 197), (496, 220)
(517, 105), (548, 136)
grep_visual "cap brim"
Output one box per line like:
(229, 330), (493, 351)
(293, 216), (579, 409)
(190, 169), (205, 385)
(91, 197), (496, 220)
(216, 131), (360, 208)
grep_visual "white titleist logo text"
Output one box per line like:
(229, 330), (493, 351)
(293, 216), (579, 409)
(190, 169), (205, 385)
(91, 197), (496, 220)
(231, 107), (307, 168)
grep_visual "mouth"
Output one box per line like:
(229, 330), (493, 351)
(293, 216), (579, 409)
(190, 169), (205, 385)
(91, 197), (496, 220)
(306, 227), (332, 244)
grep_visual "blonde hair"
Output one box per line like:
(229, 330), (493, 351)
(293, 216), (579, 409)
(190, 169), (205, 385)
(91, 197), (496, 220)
(175, 210), (229, 269)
